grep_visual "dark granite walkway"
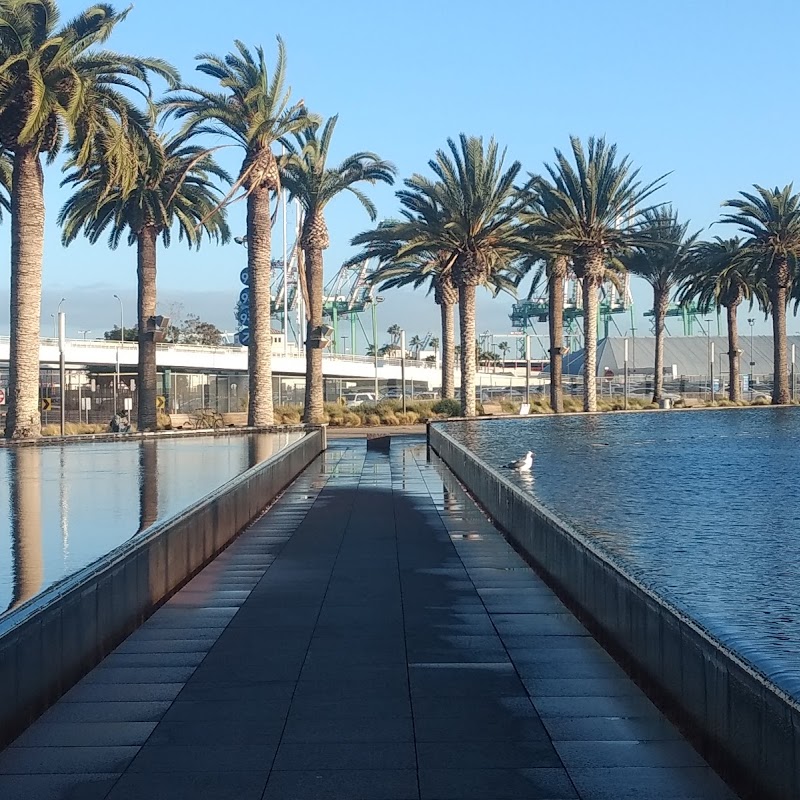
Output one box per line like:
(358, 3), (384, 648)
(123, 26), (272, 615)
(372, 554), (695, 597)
(0, 438), (738, 799)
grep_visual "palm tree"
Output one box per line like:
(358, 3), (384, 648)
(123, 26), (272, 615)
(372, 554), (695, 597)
(497, 341), (510, 364)
(165, 38), (312, 425)
(387, 324), (402, 345)
(279, 115), (394, 423)
(721, 185), (800, 404)
(620, 207), (699, 402)
(353, 223), (460, 399)
(0, 0), (177, 438)
(531, 137), (667, 411)
(679, 237), (764, 402)
(59, 123), (230, 431)
(363, 136), (527, 415)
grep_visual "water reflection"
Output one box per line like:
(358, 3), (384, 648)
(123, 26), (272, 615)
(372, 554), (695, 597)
(441, 410), (800, 699)
(138, 440), (159, 534)
(8, 448), (43, 611)
(0, 432), (303, 617)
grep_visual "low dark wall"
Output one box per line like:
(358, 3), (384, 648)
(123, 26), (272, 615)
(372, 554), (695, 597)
(0, 428), (325, 748)
(429, 423), (800, 800)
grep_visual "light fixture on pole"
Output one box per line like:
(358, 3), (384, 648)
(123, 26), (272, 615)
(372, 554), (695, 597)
(624, 338), (629, 411)
(400, 329), (407, 414)
(113, 294), (124, 413)
(525, 334), (531, 405)
(371, 296), (384, 399)
(78, 330), (91, 340)
(748, 318), (755, 400)
(58, 310), (66, 435)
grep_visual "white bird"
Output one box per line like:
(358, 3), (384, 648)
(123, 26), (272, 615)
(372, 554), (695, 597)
(503, 451), (533, 471)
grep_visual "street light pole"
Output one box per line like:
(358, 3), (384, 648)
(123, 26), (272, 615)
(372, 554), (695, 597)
(525, 334), (531, 405)
(400, 329), (407, 414)
(372, 297), (383, 400)
(748, 318), (755, 400)
(113, 294), (124, 413)
(58, 311), (66, 435)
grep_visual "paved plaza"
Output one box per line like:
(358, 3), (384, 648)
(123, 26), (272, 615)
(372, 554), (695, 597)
(0, 438), (738, 799)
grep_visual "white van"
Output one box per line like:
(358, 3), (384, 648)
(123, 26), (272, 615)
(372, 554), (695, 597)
(344, 392), (377, 408)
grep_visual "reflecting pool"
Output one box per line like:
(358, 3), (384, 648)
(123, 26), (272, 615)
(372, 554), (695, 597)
(440, 409), (800, 699)
(0, 431), (304, 616)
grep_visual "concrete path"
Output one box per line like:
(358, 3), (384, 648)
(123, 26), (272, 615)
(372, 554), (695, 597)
(0, 438), (738, 799)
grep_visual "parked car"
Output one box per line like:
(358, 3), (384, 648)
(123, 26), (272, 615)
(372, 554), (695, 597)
(344, 392), (377, 408)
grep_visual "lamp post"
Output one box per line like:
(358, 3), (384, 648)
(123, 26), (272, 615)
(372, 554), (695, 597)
(113, 294), (124, 413)
(525, 334), (531, 405)
(400, 329), (407, 414)
(371, 296), (384, 399)
(58, 310), (66, 435)
(748, 318), (755, 400)
(78, 330), (91, 340)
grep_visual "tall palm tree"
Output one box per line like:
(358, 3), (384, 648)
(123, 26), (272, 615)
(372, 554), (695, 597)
(424, 136), (527, 416)
(621, 207), (699, 402)
(59, 123), (230, 430)
(519, 183), (572, 413)
(721, 185), (800, 404)
(531, 137), (667, 411)
(679, 237), (764, 402)
(497, 341), (510, 363)
(165, 37), (312, 425)
(279, 115), (395, 423)
(0, 0), (177, 438)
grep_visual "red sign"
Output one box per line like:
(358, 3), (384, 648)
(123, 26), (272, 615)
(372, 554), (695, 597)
(0, 388), (5, 405)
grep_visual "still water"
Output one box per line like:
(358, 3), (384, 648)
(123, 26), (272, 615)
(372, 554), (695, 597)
(441, 409), (800, 699)
(0, 432), (304, 617)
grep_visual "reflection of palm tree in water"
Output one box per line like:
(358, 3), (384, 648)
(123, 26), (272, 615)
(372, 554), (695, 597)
(248, 434), (279, 469)
(137, 440), (159, 534)
(8, 447), (43, 612)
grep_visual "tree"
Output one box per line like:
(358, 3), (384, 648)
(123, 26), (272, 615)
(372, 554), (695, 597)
(620, 207), (699, 402)
(353, 228), (460, 399)
(497, 341), (510, 362)
(721, 185), (800, 404)
(531, 137), (667, 411)
(357, 137), (527, 415)
(0, 0), (177, 438)
(409, 335), (423, 358)
(166, 37), (312, 425)
(387, 324), (402, 345)
(179, 314), (224, 346)
(422, 136), (527, 416)
(60, 125), (229, 430)
(679, 237), (764, 401)
(104, 326), (139, 342)
(279, 115), (394, 423)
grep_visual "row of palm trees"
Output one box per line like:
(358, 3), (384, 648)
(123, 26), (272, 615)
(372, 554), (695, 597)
(354, 136), (800, 412)
(2, 3), (798, 438)
(0, 1), (394, 436)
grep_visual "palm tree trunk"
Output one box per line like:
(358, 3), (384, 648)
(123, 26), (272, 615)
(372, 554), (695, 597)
(303, 245), (324, 423)
(5, 146), (44, 439)
(727, 302), (741, 402)
(137, 226), (158, 432)
(770, 273), (790, 404)
(653, 288), (668, 402)
(8, 447), (42, 611)
(441, 302), (455, 399)
(549, 256), (566, 413)
(459, 284), (477, 416)
(247, 186), (274, 426)
(581, 251), (603, 412)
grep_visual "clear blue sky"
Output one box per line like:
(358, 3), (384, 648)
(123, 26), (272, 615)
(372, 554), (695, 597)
(1, 0), (798, 348)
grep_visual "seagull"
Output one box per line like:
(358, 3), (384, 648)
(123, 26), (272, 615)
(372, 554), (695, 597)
(502, 451), (533, 471)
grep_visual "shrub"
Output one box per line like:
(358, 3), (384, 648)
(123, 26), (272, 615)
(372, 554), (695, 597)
(431, 398), (461, 417)
(396, 411), (419, 425)
(365, 414), (381, 426)
(343, 412), (362, 427)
